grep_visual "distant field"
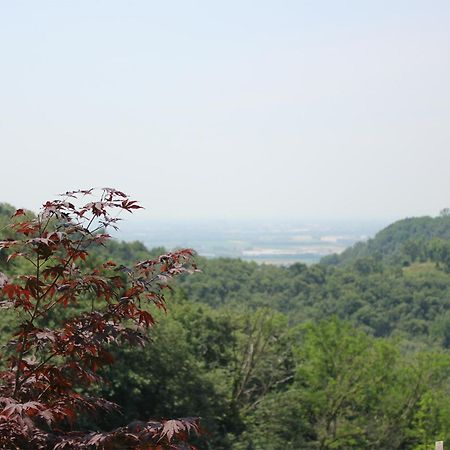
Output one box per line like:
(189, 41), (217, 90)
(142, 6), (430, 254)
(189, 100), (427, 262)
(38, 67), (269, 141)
(116, 218), (387, 265)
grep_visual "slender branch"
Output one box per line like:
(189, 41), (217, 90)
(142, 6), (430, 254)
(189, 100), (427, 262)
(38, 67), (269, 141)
(13, 217), (42, 398)
(34, 215), (97, 319)
(13, 215), (96, 397)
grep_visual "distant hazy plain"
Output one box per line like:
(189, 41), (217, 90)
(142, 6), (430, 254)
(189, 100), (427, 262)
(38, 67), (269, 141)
(115, 218), (388, 265)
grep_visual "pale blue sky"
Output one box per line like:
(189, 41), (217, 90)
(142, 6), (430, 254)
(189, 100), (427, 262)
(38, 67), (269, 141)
(1, 1), (449, 220)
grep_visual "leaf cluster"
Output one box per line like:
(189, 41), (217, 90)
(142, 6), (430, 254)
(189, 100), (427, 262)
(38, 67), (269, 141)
(0, 189), (199, 449)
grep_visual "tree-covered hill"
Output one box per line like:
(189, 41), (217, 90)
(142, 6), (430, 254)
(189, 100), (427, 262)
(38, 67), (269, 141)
(322, 213), (450, 267)
(176, 256), (450, 344)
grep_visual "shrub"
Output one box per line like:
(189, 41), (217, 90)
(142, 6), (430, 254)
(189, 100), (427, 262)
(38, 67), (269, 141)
(0, 188), (199, 449)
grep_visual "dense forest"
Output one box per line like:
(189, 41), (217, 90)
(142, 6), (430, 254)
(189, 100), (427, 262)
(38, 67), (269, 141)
(1, 202), (450, 449)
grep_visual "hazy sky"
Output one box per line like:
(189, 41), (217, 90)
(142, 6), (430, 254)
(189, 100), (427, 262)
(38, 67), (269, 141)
(1, 1), (449, 221)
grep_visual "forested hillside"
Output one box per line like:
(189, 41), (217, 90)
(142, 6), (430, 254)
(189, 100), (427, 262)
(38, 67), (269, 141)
(322, 213), (450, 267)
(1, 203), (450, 449)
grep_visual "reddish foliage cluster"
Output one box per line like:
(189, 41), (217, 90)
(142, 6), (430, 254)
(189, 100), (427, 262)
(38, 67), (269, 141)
(0, 189), (200, 449)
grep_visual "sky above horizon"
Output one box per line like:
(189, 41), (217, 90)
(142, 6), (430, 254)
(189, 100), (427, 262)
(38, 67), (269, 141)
(1, 1), (449, 221)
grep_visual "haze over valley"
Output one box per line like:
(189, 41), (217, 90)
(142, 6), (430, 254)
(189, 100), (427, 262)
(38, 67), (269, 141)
(117, 217), (388, 264)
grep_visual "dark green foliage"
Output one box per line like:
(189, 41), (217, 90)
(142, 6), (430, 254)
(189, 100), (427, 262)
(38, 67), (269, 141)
(96, 306), (450, 449)
(97, 301), (240, 450)
(237, 320), (450, 450)
(175, 257), (450, 341)
(322, 215), (450, 267)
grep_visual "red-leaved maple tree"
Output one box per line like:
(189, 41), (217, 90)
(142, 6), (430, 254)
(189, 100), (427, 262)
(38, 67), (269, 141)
(0, 188), (200, 449)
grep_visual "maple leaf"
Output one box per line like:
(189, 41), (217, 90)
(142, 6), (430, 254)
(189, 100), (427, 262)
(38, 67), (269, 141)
(12, 208), (25, 218)
(160, 418), (199, 443)
(37, 409), (55, 425)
